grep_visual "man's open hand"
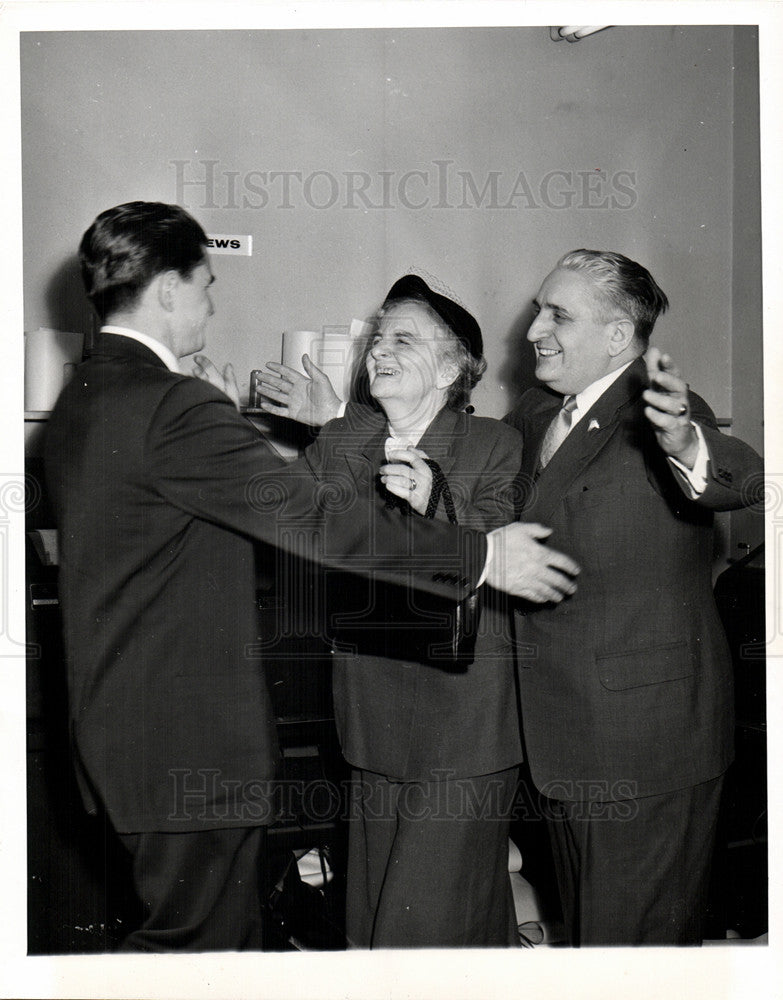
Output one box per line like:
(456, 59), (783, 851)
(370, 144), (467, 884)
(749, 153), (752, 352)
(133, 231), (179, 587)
(192, 355), (240, 411)
(486, 522), (579, 602)
(643, 347), (698, 468)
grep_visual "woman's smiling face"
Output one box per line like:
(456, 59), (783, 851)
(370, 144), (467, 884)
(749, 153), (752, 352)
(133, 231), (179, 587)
(366, 301), (456, 411)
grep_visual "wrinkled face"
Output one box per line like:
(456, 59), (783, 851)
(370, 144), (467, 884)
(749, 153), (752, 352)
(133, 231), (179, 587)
(169, 259), (215, 358)
(527, 268), (619, 395)
(366, 302), (456, 412)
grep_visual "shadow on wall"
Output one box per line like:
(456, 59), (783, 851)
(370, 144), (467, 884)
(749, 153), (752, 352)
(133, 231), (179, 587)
(499, 302), (540, 409)
(44, 255), (94, 350)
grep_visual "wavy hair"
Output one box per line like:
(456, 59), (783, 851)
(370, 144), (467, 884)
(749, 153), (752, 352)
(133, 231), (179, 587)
(557, 249), (669, 345)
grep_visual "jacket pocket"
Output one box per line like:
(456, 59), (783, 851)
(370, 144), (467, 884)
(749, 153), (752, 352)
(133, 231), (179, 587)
(596, 639), (694, 691)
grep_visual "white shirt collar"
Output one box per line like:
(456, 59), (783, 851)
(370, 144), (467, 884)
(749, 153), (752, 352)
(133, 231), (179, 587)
(100, 325), (181, 374)
(384, 423), (429, 460)
(570, 359), (635, 428)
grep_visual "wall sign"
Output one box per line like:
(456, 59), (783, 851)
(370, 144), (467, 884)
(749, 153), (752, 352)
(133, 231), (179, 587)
(206, 234), (253, 256)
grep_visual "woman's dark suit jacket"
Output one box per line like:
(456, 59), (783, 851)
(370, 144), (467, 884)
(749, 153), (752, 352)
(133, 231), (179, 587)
(303, 403), (525, 781)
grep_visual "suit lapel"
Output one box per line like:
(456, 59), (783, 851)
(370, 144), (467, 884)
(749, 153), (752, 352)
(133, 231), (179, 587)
(342, 425), (387, 492)
(526, 357), (648, 522)
(416, 407), (460, 480)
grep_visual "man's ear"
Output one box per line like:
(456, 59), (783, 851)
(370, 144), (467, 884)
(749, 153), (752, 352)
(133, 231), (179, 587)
(607, 318), (636, 357)
(156, 270), (180, 313)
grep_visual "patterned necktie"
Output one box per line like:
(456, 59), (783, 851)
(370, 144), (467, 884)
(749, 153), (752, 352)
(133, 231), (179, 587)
(538, 395), (577, 469)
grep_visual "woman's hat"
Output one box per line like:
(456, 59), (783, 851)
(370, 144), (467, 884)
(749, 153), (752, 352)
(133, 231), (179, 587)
(382, 274), (483, 360)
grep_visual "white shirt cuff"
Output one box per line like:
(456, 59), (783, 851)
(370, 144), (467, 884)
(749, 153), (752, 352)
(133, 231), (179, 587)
(476, 530), (494, 588)
(668, 421), (709, 498)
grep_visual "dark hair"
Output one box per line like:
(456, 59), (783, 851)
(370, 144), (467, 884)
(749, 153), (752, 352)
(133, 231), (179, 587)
(78, 201), (209, 321)
(557, 249), (669, 345)
(372, 294), (487, 412)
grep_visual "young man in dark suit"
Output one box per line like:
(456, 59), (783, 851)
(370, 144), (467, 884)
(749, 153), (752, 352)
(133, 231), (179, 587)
(258, 249), (763, 946)
(43, 202), (578, 951)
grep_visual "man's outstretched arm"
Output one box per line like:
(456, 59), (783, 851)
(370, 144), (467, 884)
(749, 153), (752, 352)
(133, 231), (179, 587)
(150, 376), (580, 603)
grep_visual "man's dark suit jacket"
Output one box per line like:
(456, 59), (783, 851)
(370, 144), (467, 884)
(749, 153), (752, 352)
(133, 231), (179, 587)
(303, 404), (524, 781)
(504, 356), (763, 803)
(44, 334), (488, 833)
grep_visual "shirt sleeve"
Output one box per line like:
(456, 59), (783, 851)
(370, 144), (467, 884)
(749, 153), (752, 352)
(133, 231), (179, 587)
(667, 421), (709, 498)
(476, 531), (494, 588)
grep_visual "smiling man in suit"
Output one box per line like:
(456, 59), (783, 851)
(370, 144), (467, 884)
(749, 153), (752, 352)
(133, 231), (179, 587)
(43, 201), (579, 951)
(503, 250), (763, 945)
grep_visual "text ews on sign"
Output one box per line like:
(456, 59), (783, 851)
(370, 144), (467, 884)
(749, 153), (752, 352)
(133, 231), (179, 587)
(206, 234), (253, 256)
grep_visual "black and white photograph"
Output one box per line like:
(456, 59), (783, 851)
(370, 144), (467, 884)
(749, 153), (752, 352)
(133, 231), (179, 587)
(1, 2), (780, 998)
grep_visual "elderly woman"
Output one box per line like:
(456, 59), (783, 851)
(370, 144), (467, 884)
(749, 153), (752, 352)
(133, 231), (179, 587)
(267, 276), (524, 948)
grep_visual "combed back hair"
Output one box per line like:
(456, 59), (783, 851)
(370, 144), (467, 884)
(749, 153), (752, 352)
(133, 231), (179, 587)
(557, 249), (669, 345)
(371, 295), (487, 412)
(78, 201), (209, 321)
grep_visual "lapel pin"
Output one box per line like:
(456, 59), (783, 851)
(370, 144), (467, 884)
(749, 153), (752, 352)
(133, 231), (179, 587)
(588, 418), (600, 432)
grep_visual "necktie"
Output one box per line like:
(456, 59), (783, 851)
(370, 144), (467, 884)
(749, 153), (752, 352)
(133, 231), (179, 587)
(539, 395), (577, 469)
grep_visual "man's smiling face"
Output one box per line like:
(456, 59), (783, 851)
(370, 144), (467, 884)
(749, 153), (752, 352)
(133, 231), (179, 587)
(527, 267), (622, 396)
